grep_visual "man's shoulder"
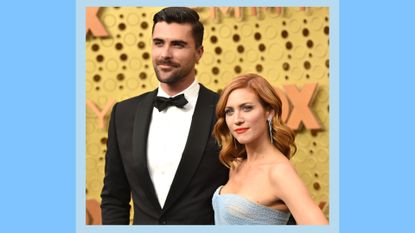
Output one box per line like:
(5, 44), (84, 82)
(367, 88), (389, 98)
(116, 89), (156, 107)
(199, 83), (219, 101)
(111, 89), (156, 118)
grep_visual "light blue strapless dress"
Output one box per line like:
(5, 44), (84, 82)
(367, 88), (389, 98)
(212, 186), (291, 225)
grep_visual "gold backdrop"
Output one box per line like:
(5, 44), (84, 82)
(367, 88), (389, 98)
(86, 7), (330, 224)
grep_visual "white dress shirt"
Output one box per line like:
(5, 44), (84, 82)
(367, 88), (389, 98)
(147, 80), (200, 208)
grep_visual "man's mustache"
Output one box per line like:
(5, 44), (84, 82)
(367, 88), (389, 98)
(156, 60), (179, 67)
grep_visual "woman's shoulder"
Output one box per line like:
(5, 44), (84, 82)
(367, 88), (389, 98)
(268, 159), (298, 187)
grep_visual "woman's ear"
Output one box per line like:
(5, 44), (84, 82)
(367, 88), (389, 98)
(267, 109), (275, 121)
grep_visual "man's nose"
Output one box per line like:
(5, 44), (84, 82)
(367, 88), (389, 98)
(160, 46), (172, 59)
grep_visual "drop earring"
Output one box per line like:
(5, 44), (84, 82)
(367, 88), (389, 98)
(268, 118), (273, 144)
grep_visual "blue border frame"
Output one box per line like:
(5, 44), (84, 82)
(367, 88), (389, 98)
(76, 1), (339, 233)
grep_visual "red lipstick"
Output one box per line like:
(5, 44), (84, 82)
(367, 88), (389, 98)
(234, 128), (249, 134)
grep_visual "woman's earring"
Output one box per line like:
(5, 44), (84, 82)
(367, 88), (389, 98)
(268, 118), (273, 144)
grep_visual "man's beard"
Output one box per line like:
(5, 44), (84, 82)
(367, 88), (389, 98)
(154, 60), (193, 84)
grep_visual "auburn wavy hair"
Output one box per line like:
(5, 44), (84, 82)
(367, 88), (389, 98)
(213, 73), (297, 168)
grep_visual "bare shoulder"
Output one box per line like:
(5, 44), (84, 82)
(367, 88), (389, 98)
(268, 159), (302, 194)
(269, 160), (297, 181)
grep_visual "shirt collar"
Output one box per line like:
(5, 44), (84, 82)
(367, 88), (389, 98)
(157, 80), (200, 104)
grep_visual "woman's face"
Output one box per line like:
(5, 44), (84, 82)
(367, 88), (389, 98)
(224, 88), (270, 145)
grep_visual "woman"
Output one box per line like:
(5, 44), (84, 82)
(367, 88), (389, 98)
(212, 74), (328, 225)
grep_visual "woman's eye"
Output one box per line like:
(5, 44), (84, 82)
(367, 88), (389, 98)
(242, 105), (253, 111)
(224, 109), (233, 115)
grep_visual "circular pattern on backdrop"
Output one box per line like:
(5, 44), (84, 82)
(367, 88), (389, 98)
(97, 95), (109, 106)
(101, 38), (114, 47)
(315, 110), (328, 125)
(241, 23), (254, 37)
(87, 143), (100, 156)
(296, 133), (312, 148)
(315, 85), (329, 102)
(105, 58), (119, 72)
(311, 65), (325, 79)
(288, 19), (301, 33)
(198, 72), (212, 85)
(86, 80), (93, 93)
(86, 158), (97, 170)
(310, 16), (324, 31)
(293, 45), (306, 59)
(85, 117), (95, 135)
(129, 57), (142, 70)
(266, 68), (281, 81)
(202, 51), (215, 65)
(103, 14), (117, 28)
(203, 28), (210, 41)
(234, 65), (242, 74)
(305, 155), (317, 169)
(103, 79), (116, 91)
(219, 25), (232, 38)
(210, 35), (218, 44)
(89, 179), (101, 193)
(319, 133), (329, 147)
(123, 32), (137, 46)
(220, 70), (233, 84)
(314, 43), (328, 58)
(86, 59), (96, 73)
(91, 44), (99, 52)
(246, 49), (259, 63)
(316, 149), (329, 163)
(268, 43), (284, 61)
(126, 77), (139, 90)
(223, 50), (237, 64)
(265, 25), (278, 39)
(299, 172), (312, 186)
(290, 66), (304, 80)
(321, 173), (329, 184)
(126, 13), (140, 25)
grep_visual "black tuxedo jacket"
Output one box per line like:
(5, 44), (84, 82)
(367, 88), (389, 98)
(101, 84), (228, 225)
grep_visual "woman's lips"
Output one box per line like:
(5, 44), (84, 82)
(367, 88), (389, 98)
(234, 128), (249, 134)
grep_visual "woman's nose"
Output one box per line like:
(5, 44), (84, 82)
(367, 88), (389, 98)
(234, 112), (244, 125)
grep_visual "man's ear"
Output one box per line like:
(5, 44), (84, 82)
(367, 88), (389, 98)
(195, 45), (204, 63)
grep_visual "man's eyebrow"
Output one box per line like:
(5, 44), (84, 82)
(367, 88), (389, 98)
(171, 40), (188, 45)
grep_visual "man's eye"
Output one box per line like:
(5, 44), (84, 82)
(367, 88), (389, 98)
(153, 41), (163, 46)
(173, 43), (185, 48)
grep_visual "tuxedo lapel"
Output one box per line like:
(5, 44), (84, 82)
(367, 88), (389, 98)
(131, 89), (162, 211)
(163, 85), (217, 211)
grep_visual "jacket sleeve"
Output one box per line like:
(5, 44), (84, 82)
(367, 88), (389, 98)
(100, 103), (131, 224)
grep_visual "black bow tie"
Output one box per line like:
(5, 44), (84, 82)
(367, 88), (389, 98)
(153, 94), (188, 112)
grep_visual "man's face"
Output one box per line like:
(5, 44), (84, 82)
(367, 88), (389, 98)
(151, 22), (203, 85)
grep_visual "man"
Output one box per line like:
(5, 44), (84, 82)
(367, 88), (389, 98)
(100, 7), (228, 225)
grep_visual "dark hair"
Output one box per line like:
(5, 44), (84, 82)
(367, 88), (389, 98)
(152, 7), (204, 48)
(213, 74), (297, 168)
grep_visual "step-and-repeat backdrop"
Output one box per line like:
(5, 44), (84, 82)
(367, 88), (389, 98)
(85, 7), (329, 224)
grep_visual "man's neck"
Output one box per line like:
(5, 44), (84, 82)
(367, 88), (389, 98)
(160, 77), (195, 97)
